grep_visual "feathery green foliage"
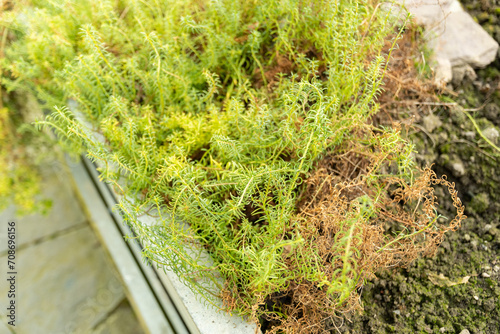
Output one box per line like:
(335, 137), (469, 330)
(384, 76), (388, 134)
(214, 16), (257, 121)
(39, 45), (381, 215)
(1, 0), (463, 331)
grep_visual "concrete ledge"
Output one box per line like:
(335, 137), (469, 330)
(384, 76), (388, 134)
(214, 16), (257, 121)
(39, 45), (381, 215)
(66, 156), (183, 334)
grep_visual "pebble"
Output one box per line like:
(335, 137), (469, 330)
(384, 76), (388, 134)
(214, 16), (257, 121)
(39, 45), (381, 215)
(464, 131), (475, 139)
(473, 295), (479, 301)
(485, 103), (499, 120)
(423, 114), (443, 133)
(494, 265), (500, 272)
(464, 234), (471, 241)
(451, 161), (465, 177)
(484, 224), (492, 232)
(438, 132), (449, 142)
(482, 272), (491, 278)
(483, 127), (499, 144)
(459, 330), (471, 334)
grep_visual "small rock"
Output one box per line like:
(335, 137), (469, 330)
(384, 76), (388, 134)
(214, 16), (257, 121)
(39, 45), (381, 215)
(438, 132), (449, 142)
(480, 82), (491, 93)
(461, 175), (472, 186)
(493, 265), (500, 272)
(394, 0), (462, 26)
(471, 240), (478, 247)
(484, 224), (492, 232)
(423, 114), (443, 133)
(482, 127), (499, 144)
(473, 295), (479, 301)
(460, 330), (471, 334)
(452, 64), (477, 84)
(482, 272), (491, 278)
(464, 131), (476, 140)
(464, 234), (471, 241)
(434, 57), (453, 84)
(473, 80), (483, 89)
(485, 103), (499, 120)
(451, 161), (466, 177)
(484, 297), (496, 312)
(438, 12), (499, 68)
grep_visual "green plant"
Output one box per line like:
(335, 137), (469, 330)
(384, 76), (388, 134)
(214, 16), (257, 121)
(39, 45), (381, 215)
(1, 0), (464, 332)
(0, 93), (52, 215)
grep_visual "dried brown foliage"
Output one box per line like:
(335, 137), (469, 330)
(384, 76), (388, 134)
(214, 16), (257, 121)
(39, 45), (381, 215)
(374, 23), (450, 127)
(260, 129), (465, 333)
(258, 24), (466, 334)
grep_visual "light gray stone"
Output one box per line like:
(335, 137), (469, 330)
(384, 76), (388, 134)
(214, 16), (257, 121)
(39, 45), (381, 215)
(433, 57), (453, 84)
(452, 64), (477, 85)
(423, 114), (442, 133)
(0, 164), (86, 253)
(433, 11), (499, 68)
(92, 300), (144, 334)
(451, 160), (465, 177)
(464, 131), (476, 140)
(395, 1), (499, 84)
(482, 127), (499, 144)
(396, 0), (463, 26)
(0, 226), (125, 334)
(459, 329), (471, 334)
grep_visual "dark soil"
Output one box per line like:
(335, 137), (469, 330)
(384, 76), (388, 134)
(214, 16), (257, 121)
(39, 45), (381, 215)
(340, 2), (500, 334)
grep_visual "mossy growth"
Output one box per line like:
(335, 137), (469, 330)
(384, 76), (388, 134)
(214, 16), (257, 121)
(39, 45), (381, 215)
(1, 0), (465, 332)
(470, 193), (490, 214)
